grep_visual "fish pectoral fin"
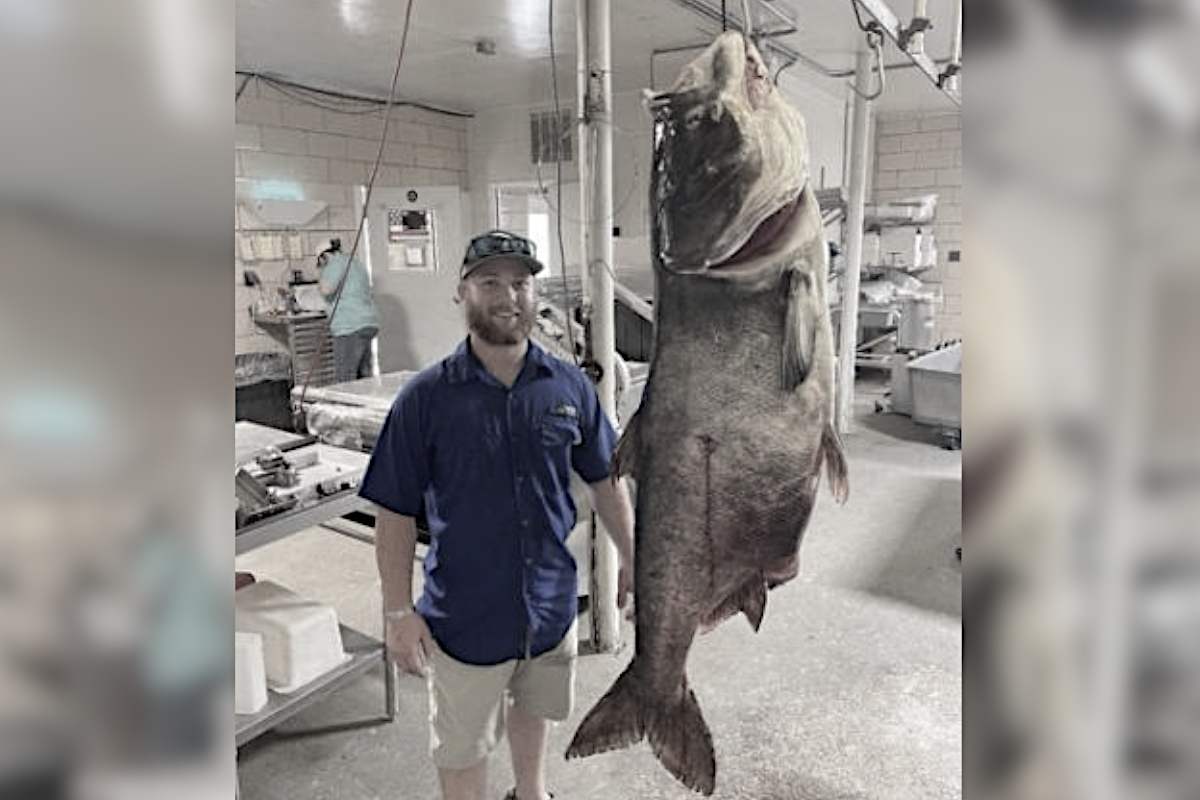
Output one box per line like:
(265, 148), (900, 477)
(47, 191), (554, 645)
(822, 423), (850, 504)
(782, 269), (814, 392)
(566, 668), (646, 758)
(700, 579), (768, 633)
(646, 678), (717, 796)
(612, 410), (640, 479)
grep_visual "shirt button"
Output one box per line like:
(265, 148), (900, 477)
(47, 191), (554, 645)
(521, 519), (529, 527)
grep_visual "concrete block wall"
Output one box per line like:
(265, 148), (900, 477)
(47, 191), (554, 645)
(234, 74), (469, 356)
(872, 110), (962, 343)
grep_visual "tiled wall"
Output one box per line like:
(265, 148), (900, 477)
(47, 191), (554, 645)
(234, 74), (469, 356)
(872, 110), (962, 342)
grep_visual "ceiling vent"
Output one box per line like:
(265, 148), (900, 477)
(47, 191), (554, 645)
(530, 108), (574, 165)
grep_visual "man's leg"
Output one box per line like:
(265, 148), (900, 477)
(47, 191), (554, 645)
(331, 334), (357, 383)
(437, 761), (488, 800)
(506, 623), (577, 800)
(354, 327), (377, 379)
(428, 644), (513, 800)
(506, 703), (550, 800)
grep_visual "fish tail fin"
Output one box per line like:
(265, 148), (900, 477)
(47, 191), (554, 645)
(700, 578), (767, 633)
(646, 677), (717, 795)
(566, 668), (646, 759)
(567, 666), (717, 795)
(822, 423), (850, 504)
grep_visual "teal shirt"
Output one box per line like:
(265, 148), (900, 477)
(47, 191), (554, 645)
(320, 252), (380, 337)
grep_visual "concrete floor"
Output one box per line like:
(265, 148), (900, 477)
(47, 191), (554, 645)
(236, 377), (962, 800)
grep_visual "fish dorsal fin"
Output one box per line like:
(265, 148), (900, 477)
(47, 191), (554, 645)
(782, 268), (813, 391)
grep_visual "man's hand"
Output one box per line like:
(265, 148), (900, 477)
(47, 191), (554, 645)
(617, 556), (635, 621)
(385, 610), (435, 677)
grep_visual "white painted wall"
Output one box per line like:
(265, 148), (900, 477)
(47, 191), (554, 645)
(234, 75), (469, 358)
(872, 110), (963, 342)
(235, 68), (957, 365)
(467, 77), (847, 284)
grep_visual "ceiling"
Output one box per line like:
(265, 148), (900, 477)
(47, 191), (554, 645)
(235, 0), (961, 115)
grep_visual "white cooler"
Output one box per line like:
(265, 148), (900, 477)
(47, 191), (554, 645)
(234, 631), (268, 715)
(234, 580), (348, 694)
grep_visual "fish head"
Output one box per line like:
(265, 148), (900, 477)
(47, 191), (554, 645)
(648, 31), (811, 277)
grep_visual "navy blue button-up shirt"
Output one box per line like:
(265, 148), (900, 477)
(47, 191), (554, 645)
(359, 339), (617, 665)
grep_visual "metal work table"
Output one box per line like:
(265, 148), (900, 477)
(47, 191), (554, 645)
(234, 422), (396, 748)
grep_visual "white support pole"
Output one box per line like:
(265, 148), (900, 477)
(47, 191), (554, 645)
(579, 0), (621, 653)
(910, 0), (928, 56)
(835, 50), (873, 435)
(576, 2), (591, 292)
(947, 0), (962, 95)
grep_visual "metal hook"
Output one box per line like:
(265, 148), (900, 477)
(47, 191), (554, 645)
(850, 25), (886, 101)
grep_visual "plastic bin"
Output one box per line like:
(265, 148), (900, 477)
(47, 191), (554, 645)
(907, 342), (961, 431)
(234, 631), (269, 715)
(234, 580), (348, 694)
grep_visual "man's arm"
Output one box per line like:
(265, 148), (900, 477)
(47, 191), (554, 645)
(585, 477), (636, 609)
(374, 505), (434, 675)
(318, 256), (347, 299)
(375, 506), (419, 612)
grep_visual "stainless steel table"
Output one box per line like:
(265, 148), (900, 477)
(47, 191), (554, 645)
(234, 422), (396, 749)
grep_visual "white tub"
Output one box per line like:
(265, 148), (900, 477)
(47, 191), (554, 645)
(907, 342), (961, 431)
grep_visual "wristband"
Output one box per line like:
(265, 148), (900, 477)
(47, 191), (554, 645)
(384, 607), (416, 622)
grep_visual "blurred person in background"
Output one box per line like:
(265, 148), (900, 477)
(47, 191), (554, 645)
(316, 238), (380, 383)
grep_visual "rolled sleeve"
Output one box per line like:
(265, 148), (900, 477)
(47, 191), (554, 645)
(359, 384), (428, 516)
(569, 378), (618, 484)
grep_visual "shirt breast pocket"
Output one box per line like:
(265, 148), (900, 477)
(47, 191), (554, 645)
(540, 408), (582, 449)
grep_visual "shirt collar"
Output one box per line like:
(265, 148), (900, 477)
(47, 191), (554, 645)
(445, 337), (555, 385)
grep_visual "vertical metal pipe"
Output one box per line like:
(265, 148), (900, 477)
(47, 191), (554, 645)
(580, 0), (621, 652)
(910, 0), (928, 55)
(947, 0), (962, 95)
(835, 50), (873, 435)
(577, 0), (590, 290)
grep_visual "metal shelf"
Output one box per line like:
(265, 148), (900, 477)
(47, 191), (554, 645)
(235, 624), (386, 747)
(234, 423), (396, 760)
(236, 489), (370, 555)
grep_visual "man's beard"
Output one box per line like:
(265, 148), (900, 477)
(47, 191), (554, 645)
(466, 301), (535, 346)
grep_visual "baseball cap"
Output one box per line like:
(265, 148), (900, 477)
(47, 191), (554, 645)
(460, 230), (545, 279)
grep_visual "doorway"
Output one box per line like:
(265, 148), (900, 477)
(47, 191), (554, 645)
(358, 185), (465, 373)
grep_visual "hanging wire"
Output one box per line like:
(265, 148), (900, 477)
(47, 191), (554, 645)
(294, 0), (417, 411)
(235, 70), (471, 119)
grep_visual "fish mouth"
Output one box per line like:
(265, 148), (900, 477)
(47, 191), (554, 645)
(705, 190), (805, 271)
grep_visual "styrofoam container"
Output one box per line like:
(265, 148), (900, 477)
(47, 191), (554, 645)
(907, 343), (962, 430)
(234, 631), (269, 715)
(889, 354), (913, 416)
(234, 580), (348, 694)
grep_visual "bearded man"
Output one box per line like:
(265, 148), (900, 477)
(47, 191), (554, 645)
(359, 230), (635, 800)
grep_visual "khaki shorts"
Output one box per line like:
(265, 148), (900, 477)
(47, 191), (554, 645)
(427, 622), (578, 769)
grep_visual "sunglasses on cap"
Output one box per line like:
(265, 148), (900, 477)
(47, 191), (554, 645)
(461, 230), (544, 277)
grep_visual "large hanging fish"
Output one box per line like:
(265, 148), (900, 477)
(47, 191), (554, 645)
(565, 31), (849, 795)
